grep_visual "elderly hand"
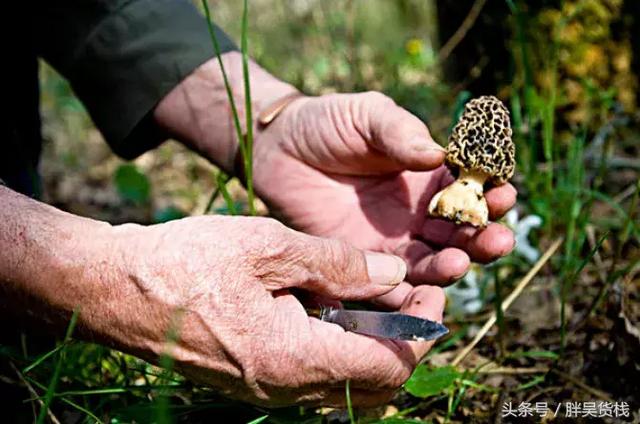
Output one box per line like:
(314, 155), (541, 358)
(254, 92), (516, 306)
(95, 215), (445, 406)
(154, 56), (516, 297)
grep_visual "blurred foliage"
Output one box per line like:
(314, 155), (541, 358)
(210, 0), (449, 132)
(526, 0), (637, 136)
(113, 164), (151, 205)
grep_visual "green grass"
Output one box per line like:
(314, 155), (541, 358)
(559, 232), (608, 355)
(155, 310), (184, 424)
(36, 309), (79, 424)
(201, 0), (256, 216)
(346, 380), (356, 424)
(4, 1), (638, 422)
(239, 0), (256, 216)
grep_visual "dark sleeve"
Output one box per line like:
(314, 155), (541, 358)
(33, 0), (237, 159)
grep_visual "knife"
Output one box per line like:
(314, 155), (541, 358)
(308, 307), (449, 341)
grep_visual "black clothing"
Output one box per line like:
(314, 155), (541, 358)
(3, 0), (236, 196)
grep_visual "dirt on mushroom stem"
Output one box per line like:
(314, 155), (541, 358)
(428, 168), (489, 227)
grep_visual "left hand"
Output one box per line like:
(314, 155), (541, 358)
(253, 92), (516, 306)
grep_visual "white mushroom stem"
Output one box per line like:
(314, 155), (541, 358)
(428, 169), (490, 227)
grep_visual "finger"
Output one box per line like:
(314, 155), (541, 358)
(361, 92), (446, 171)
(308, 318), (415, 391)
(261, 227), (407, 300)
(397, 285), (446, 362)
(307, 287), (444, 391)
(371, 215), (473, 311)
(372, 282), (414, 310)
(302, 288), (444, 395)
(486, 183), (517, 220)
(422, 220), (515, 263)
(394, 240), (470, 286)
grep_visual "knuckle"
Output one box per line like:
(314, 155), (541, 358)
(247, 224), (307, 284)
(323, 238), (352, 265)
(327, 239), (365, 279)
(241, 218), (289, 257)
(250, 217), (288, 238)
(316, 239), (363, 285)
(361, 90), (395, 106)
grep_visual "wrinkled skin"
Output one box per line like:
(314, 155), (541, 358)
(106, 216), (444, 407)
(1, 59), (518, 408)
(253, 92), (516, 308)
(125, 85), (516, 407)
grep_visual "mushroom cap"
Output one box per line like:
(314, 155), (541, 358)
(446, 96), (515, 185)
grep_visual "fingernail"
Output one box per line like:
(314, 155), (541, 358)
(450, 270), (468, 283)
(365, 252), (406, 286)
(409, 136), (446, 152)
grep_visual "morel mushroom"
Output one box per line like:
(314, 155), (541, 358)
(428, 96), (515, 227)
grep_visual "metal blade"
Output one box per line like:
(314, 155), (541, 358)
(320, 308), (449, 341)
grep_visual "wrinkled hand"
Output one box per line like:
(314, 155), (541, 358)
(104, 216), (444, 406)
(254, 92), (516, 305)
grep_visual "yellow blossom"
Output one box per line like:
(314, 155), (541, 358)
(405, 38), (423, 56)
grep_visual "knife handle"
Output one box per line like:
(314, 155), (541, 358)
(306, 306), (334, 321)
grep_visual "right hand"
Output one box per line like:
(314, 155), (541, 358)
(92, 216), (445, 407)
(252, 92), (516, 297)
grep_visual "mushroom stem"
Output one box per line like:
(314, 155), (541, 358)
(428, 169), (490, 227)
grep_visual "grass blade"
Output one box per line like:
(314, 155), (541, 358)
(247, 415), (269, 424)
(560, 232), (609, 354)
(345, 379), (356, 424)
(201, 1), (243, 155)
(200, 1), (248, 214)
(494, 266), (505, 357)
(36, 308), (80, 424)
(240, 0), (256, 216)
(23, 342), (68, 374)
(156, 310), (184, 424)
(28, 378), (103, 424)
(204, 171), (232, 214)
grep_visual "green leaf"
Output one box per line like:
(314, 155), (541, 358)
(449, 90), (472, 134)
(114, 164), (150, 204)
(153, 206), (187, 223)
(404, 365), (459, 398)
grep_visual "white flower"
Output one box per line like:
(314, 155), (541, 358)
(505, 209), (542, 263)
(445, 266), (484, 315)
(445, 208), (542, 316)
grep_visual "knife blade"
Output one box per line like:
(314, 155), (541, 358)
(313, 307), (449, 341)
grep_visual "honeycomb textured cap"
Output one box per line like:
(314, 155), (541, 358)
(446, 96), (515, 184)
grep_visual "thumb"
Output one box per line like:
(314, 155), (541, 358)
(262, 230), (406, 300)
(361, 92), (446, 171)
